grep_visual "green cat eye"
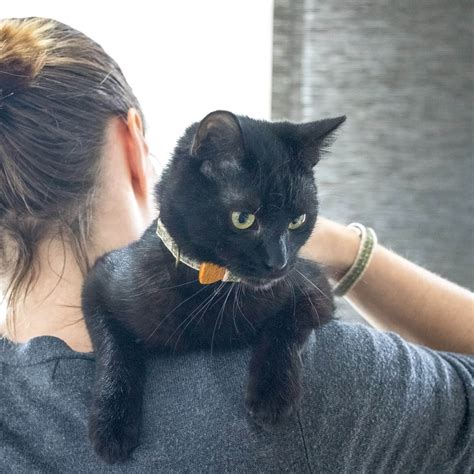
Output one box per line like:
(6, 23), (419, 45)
(288, 214), (306, 230)
(231, 211), (256, 230)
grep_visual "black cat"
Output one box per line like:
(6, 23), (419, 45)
(81, 110), (345, 463)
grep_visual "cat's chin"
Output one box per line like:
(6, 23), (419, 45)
(240, 275), (287, 291)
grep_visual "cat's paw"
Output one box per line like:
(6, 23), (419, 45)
(245, 379), (301, 429)
(88, 411), (139, 464)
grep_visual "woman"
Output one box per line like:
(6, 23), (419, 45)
(1, 17), (472, 471)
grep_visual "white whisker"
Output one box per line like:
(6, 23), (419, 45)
(170, 282), (225, 350)
(145, 284), (208, 342)
(232, 283), (240, 335)
(236, 285), (255, 332)
(295, 269), (331, 302)
(211, 284), (234, 355)
(291, 273), (321, 327)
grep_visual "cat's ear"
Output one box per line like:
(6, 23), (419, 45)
(297, 116), (346, 168)
(190, 110), (245, 160)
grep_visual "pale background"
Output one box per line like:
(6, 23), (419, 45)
(2, 0), (274, 171)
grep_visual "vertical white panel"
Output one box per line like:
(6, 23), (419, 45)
(2, 1), (274, 167)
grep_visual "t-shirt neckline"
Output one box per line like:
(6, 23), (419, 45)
(0, 335), (94, 366)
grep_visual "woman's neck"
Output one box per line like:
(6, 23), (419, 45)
(1, 238), (94, 353)
(0, 117), (158, 353)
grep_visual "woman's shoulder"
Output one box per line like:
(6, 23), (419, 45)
(1, 322), (472, 471)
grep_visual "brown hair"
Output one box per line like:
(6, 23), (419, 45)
(0, 18), (144, 336)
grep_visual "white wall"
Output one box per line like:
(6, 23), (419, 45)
(2, 1), (274, 170)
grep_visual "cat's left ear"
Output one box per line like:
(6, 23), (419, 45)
(191, 110), (245, 161)
(297, 115), (346, 168)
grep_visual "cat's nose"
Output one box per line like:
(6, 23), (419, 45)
(263, 258), (288, 272)
(262, 236), (288, 272)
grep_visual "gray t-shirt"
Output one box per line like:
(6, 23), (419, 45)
(0, 321), (472, 473)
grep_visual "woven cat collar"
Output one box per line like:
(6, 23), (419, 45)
(155, 218), (240, 285)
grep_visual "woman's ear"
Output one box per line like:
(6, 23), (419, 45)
(125, 108), (150, 199)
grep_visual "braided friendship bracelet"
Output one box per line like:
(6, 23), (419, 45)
(332, 223), (378, 297)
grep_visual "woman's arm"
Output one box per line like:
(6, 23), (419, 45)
(299, 217), (474, 354)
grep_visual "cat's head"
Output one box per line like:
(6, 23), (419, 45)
(158, 110), (345, 287)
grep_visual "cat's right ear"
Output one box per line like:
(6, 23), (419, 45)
(297, 115), (347, 168)
(190, 110), (245, 163)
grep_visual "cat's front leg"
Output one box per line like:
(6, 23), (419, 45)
(86, 312), (146, 464)
(245, 312), (312, 428)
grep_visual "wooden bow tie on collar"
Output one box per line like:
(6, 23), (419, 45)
(155, 218), (240, 285)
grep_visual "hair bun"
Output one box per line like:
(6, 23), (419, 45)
(0, 18), (52, 94)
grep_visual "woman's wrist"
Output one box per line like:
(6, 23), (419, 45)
(299, 217), (361, 280)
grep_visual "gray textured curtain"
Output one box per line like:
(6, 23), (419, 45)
(272, 0), (473, 321)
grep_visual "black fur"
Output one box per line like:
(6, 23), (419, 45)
(81, 110), (346, 463)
